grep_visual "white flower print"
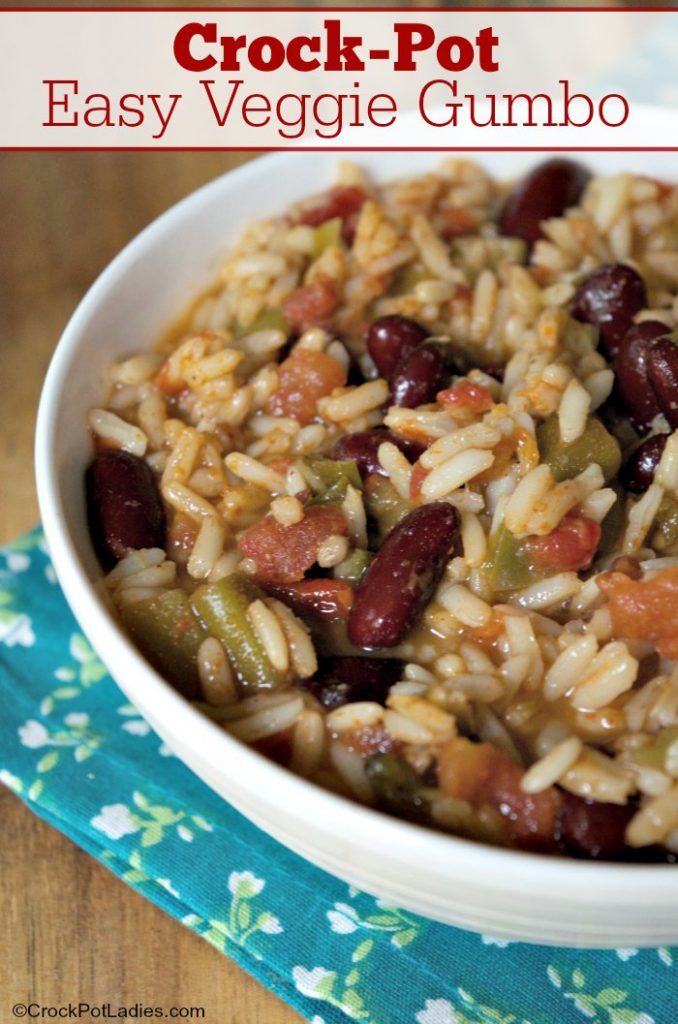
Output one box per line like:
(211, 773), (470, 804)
(327, 902), (360, 934)
(228, 870), (265, 899)
(122, 719), (151, 736)
(292, 966), (335, 999)
(258, 912), (283, 935)
(176, 824), (194, 843)
(91, 803), (140, 840)
(157, 878), (180, 898)
(481, 934), (511, 948)
(0, 613), (35, 648)
(18, 719), (50, 749)
(415, 999), (463, 1024)
(6, 552), (30, 573)
(616, 948), (639, 961)
(0, 769), (22, 793)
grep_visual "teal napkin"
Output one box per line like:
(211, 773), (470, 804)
(1, 528), (676, 1024)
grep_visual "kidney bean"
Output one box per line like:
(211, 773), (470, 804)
(331, 429), (425, 479)
(86, 451), (166, 565)
(306, 657), (404, 710)
(499, 158), (591, 246)
(481, 362), (506, 383)
(647, 334), (678, 429)
(614, 320), (667, 432)
(391, 341), (449, 409)
(260, 578), (354, 621)
(348, 503), (460, 648)
(620, 434), (669, 494)
(366, 315), (428, 381)
(571, 263), (648, 360)
(558, 791), (635, 860)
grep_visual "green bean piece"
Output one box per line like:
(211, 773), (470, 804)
(485, 523), (535, 594)
(537, 413), (621, 484)
(312, 217), (342, 258)
(302, 457), (362, 506)
(191, 574), (283, 692)
(121, 589), (208, 699)
(651, 495), (678, 555)
(366, 754), (430, 822)
(333, 548), (372, 585)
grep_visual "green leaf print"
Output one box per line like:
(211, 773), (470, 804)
(597, 990), (628, 1007)
(392, 927), (417, 948)
(148, 804), (182, 825)
(37, 751), (60, 772)
(237, 902), (252, 931)
(140, 823), (164, 847)
(352, 939), (374, 963)
(28, 779), (43, 800)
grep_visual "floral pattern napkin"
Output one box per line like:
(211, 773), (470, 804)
(1, 528), (677, 1024)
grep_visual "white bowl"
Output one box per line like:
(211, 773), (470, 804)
(36, 134), (678, 948)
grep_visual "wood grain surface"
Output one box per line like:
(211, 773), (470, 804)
(0, 149), (302, 1024)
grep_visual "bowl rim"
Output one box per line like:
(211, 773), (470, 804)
(35, 144), (678, 901)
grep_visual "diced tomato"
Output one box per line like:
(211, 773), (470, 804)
(437, 380), (494, 417)
(260, 578), (354, 621)
(268, 346), (347, 425)
(439, 205), (478, 240)
(525, 514), (601, 573)
(438, 737), (559, 851)
(342, 724), (402, 757)
(238, 504), (349, 585)
(598, 567), (678, 660)
(266, 456), (295, 476)
(299, 185), (367, 243)
(438, 737), (499, 804)
(282, 277), (339, 332)
(409, 461), (429, 500)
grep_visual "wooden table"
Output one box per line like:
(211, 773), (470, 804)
(0, 150), (302, 1023)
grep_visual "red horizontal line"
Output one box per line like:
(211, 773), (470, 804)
(1, 6), (672, 13)
(4, 147), (678, 153)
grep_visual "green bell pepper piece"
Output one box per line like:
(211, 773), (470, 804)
(312, 217), (342, 258)
(392, 261), (430, 294)
(651, 495), (678, 555)
(366, 754), (430, 823)
(537, 413), (621, 484)
(237, 307), (290, 339)
(191, 574), (283, 692)
(597, 485), (626, 558)
(333, 548), (372, 585)
(484, 524), (535, 595)
(121, 589), (207, 699)
(364, 474), (412, 540)
(302, 457), (362, 506)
